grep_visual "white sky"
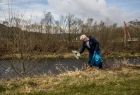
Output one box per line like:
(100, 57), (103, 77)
(0, 0), (140, 25)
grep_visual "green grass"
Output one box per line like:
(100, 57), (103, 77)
(0, 66), (140, 95)
(0, 85), (6, 93)
(1, 51), (140, 60)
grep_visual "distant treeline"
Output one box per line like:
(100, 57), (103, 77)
(0, 17), (140, 56)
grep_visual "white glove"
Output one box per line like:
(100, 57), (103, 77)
(72, 50), (81, 59)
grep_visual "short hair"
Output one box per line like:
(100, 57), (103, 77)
(80, 34), (87, 41)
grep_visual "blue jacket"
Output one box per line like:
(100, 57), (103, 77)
(79, 36), (100, 54)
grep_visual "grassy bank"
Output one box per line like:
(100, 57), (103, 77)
(1, 51), (140, 60)
(0, 65), (140, 95)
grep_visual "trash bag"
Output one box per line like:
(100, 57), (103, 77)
(91, 51), (103, 66)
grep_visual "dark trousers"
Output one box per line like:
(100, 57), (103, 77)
(88, 53), (93, 67)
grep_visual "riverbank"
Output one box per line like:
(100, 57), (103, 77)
(0, 51), (140, 60)
(0, 64), (140, 95)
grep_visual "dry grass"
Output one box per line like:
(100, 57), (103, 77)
(0, 64), (140, 95)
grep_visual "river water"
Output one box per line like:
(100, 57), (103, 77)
(0, 57), (140, 79)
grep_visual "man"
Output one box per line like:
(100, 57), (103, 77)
(79, 34), (102, 69)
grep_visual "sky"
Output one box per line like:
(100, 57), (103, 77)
(0, 0), (140, 25)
